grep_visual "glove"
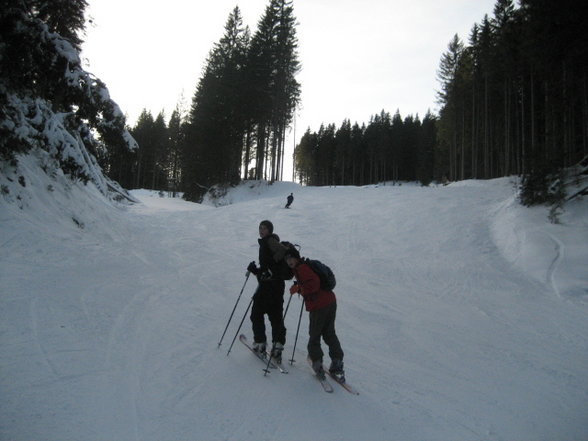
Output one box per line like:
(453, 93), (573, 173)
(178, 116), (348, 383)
(247, 261), (258, 274)
(289, 282), (300, 295)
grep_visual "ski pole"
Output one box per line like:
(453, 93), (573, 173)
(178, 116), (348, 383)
(282, 289), (293, 320)
(226, 295), (254, 356)
(288, 297), (305, 365)
(218, 271), (251, 348)
(263, 290), (294, 376)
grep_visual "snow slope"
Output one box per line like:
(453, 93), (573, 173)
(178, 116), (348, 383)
(1, 159), (587, 441)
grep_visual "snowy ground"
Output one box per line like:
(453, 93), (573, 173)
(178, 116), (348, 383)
(1, 156), (588, 441)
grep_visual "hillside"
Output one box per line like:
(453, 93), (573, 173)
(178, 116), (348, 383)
(1, 156), (587, 441)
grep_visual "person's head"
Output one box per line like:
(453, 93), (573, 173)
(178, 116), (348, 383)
(284, 247), (301, 268)
(258, 220), (274, 238)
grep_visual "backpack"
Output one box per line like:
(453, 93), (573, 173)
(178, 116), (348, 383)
(305, 258), (336, 290)
(272, 241), (298, 281)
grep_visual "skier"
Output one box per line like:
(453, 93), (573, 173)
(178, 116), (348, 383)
(285, 247), (345, 381)
(285, 193), (294, 209)
(246, 220), (288, 362)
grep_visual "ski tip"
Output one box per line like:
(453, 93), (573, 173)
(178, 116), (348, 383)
(322, 381), (334, 393)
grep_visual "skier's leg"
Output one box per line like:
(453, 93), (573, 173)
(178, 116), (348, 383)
(307, 309), (325, 363)
(322, 302), (344, 361)
(250, 295), (267, 344)
(267, 299), (286, 345)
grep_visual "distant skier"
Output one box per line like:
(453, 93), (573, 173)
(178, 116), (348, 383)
(285, 193), (294, 209)
(285, 247), (345, 382)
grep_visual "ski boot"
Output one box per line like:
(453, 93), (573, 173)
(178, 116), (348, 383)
(329, 359), (345, 383)
(252, 341), (266, 355)
(270, 342), (284, 364)
(311, 358), (326, 380)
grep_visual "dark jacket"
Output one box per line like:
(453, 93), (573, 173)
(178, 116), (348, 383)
(292, 262), (336, 311)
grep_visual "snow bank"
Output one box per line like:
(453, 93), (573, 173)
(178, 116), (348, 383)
(491, 180), (588, 300)
(0, 148), (132, 242)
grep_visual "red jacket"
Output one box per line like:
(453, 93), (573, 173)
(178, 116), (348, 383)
(291, 262), (336, 311)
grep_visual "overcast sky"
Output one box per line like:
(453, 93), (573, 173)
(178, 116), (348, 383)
(82, 0), (498, 180)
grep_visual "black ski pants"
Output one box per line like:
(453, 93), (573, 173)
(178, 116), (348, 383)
(307, 302), (344, 363)
(250, 279), (286, 345)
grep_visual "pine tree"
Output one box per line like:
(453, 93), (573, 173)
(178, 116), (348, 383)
(436, 34), (465, 181)
(131, 110), (155, 189)
(151, 112), (169, 190)
(247, 0), (300, 181)
(416, 111), (437, 186)
(183, 6), (250, 201)
(27, 0), (88, 50)
(182, 1), (300, 200)
(334, 120), (352, 185)
(167, 108), (186, 197)
(0, 0), (136, 198)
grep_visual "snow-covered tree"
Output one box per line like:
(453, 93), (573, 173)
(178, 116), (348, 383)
(0, 0), (137, 200)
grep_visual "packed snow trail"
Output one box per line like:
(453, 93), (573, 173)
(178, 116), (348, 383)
(1, 178), (587, 441)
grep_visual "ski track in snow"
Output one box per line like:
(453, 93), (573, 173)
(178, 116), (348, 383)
(546, 232), (564, 298)
(1, 179), (587, 441)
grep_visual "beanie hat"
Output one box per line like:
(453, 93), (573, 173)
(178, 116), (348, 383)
(259, 220), (274, 234)
(284, 247), (300, 260)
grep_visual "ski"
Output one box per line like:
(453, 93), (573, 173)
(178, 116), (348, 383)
(316, 374), (333, 393)
(239, 334), (277, 371)
(324, 367), (359, 395)
(239, 334), (288, 374)
(269, 355), (289, 374)
(307, 357), (333, 393)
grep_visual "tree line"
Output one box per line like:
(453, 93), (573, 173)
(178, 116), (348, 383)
(436, 0), (587, 203)
(292, 0), (587, 200)
(103, 1), (301, 202)
(294, 111), (436, 186)
(98, 0), (587, 205)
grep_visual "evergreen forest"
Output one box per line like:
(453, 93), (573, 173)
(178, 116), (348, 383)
(2, 0), (587, 205)
(292, 0), (587, 199)
(104, 1), (301, 202)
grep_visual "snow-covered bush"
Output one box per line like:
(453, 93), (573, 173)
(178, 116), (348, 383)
(520, 155), (588, 223)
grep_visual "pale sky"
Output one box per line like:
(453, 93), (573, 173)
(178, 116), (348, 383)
(82, 0), (498, 180)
